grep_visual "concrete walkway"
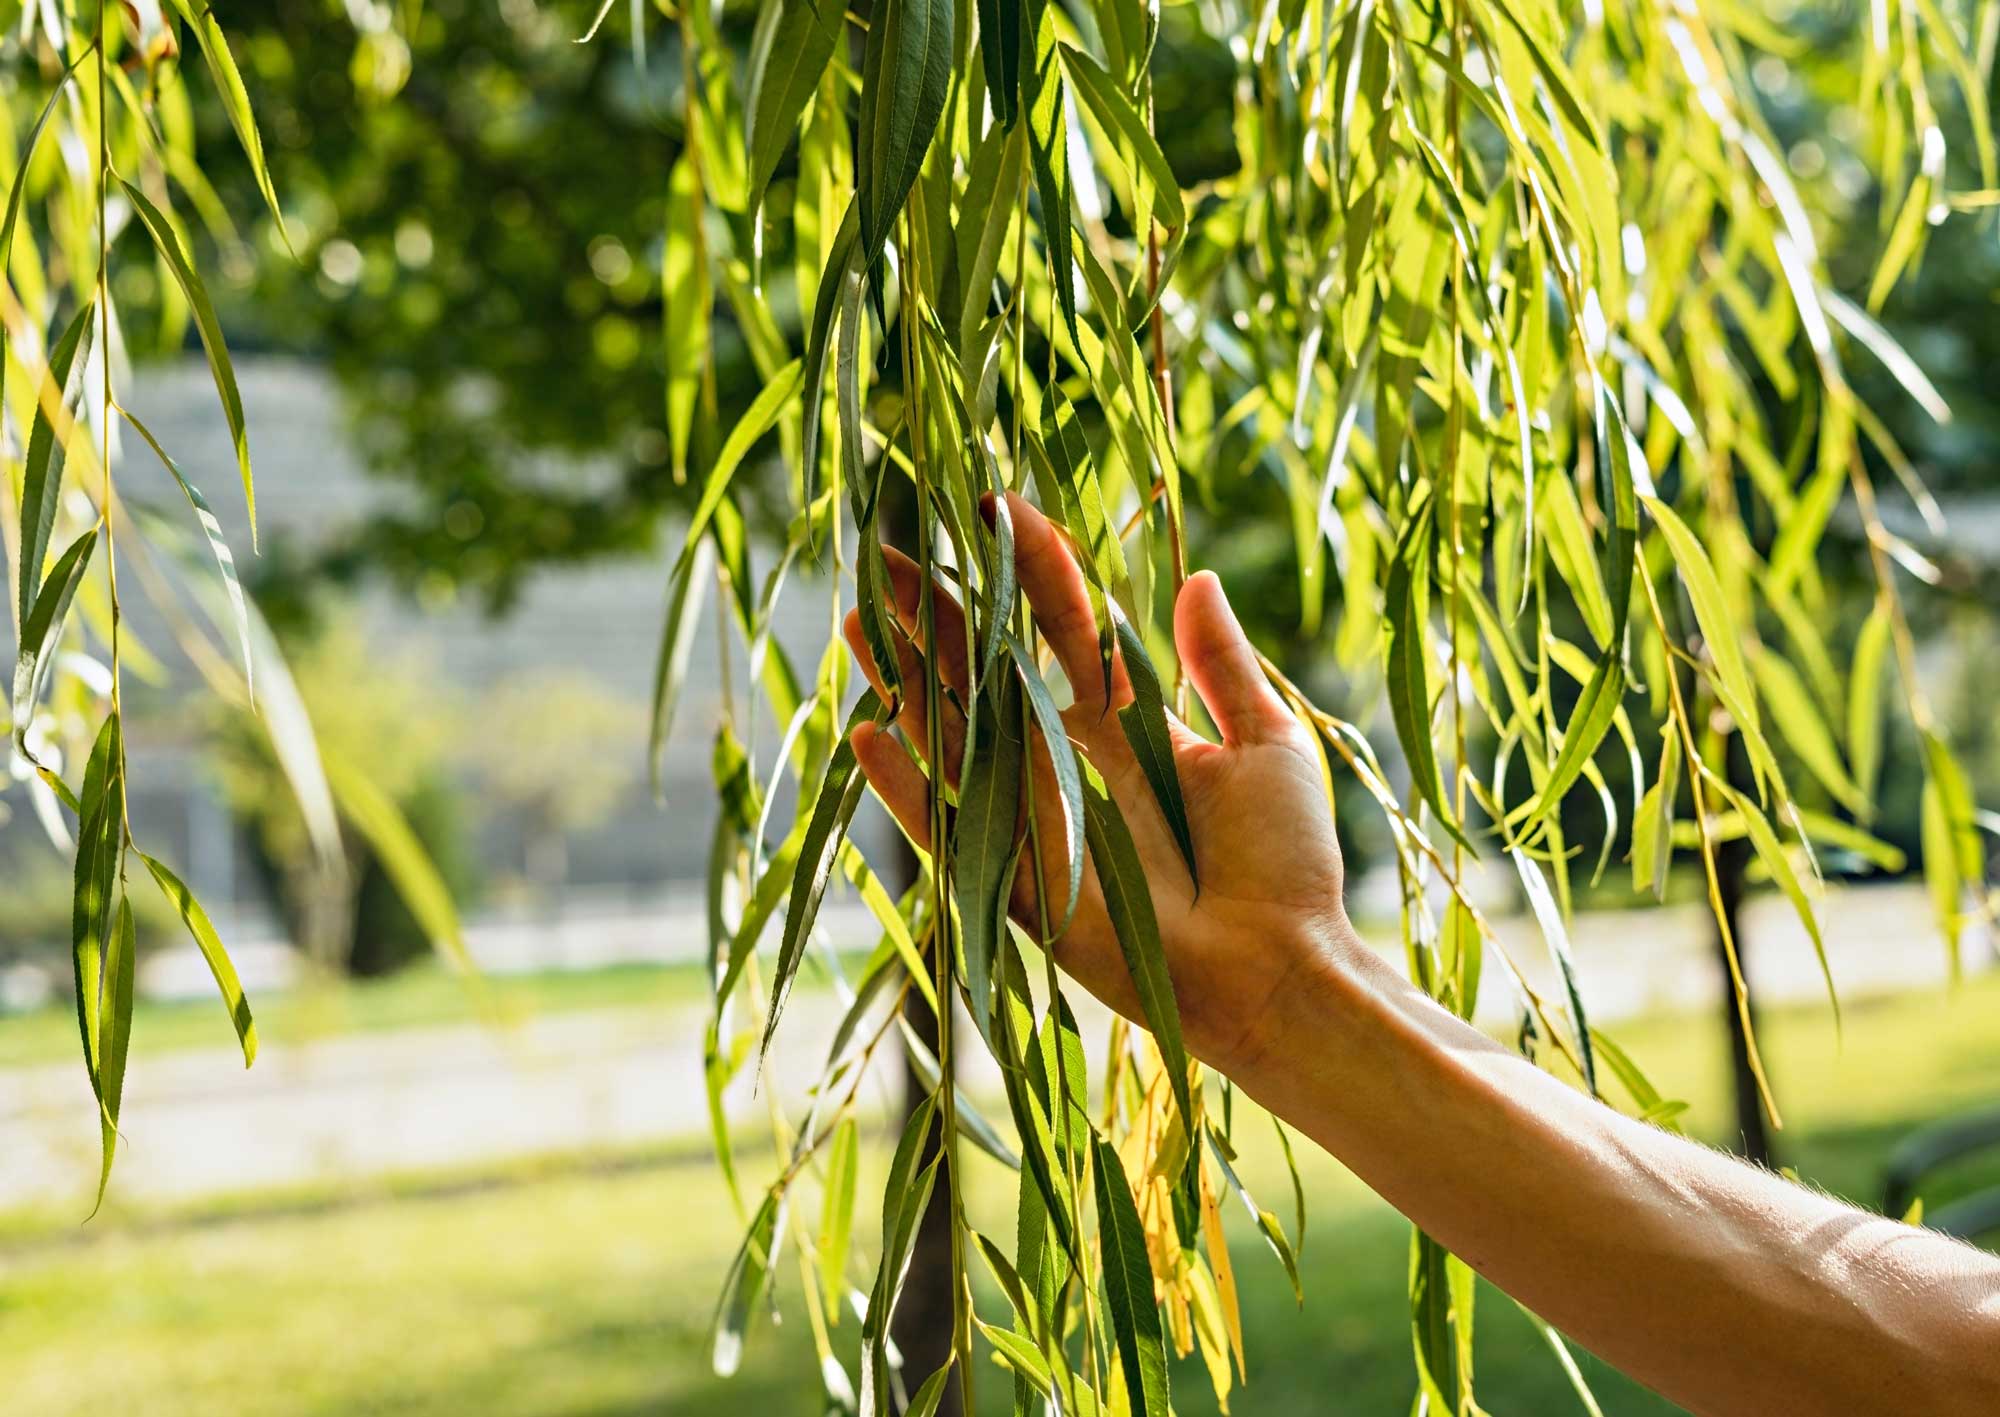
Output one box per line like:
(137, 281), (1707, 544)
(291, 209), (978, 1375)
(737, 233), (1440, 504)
(0, 882), (1984, 1211)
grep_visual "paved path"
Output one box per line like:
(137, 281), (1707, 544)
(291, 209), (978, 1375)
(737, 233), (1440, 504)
(0, 882), (1984, 1210)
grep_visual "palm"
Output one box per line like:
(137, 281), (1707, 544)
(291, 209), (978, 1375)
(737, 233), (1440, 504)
(848, 494), (1349, 1074)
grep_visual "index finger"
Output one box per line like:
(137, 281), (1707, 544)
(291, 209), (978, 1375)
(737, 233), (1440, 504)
(987, 491), (1130, 711)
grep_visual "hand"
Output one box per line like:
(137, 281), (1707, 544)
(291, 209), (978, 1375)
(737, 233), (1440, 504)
(843, 492), (1353, 1079)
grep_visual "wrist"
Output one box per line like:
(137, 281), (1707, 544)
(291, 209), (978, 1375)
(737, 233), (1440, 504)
(1209, 911), (1372, 1090)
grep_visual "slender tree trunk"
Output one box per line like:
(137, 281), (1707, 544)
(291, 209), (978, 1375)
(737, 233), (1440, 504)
(880, 482), (960, 1412)
(1714, 757), (1774, 1167)
(895, 961), (961, 1412)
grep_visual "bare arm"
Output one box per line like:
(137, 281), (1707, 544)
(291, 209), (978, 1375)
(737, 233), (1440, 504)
(848, 492), (2000, 1417)
(1236, 924), (2000, 1417)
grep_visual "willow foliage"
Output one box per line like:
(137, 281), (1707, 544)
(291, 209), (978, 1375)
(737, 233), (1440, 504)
(651, 0), (1994, 1409)
(3, 0), (1992, 1411)
(2, 6), (463, 1208)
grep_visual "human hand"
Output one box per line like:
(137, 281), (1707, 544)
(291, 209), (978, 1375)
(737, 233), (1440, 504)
(844, 492), (1354, 1079)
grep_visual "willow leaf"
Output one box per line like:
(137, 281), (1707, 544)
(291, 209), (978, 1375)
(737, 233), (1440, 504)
(120, 179), (256, 544)
(954, 675), (1025, 1043)
(1082, 761), (1193, 1134)
(10, 528), (96, 751)
(163, 0), (291, 252)
(763, 705), (874, 1056)
(1005, 629), (1085, 930)
(71, 713), (123, 1110)
(1509, 846), (1596, 1095)
(1750, 645), (1864, 814)
(745, 0), (841, 213)
(665, 153), (712, 484)
(676, 360), (805, 580)
(856, 0), (953, 257)
(977, 0), (1023, 128)
(16, 300), (95, 635)
(1058, 44), (1185, 229)
(91, 895), (137, 1210)
(1205, 1128), (1302, 1303)
(1644, 496), (1759, 737)
(1023, 0), (1076, 342)
(712, 1190), (784, 1376)
(1095, 1133), (1171, 1417)
(1385, 495), (1468, 848)
(648, 539), (714, 798)
(141, 852), (257, 1066)
(123, 408), (255, 695)
(1113, 615), (1196, 885)
(1849, 601), (1890, 807)
(0, 47), (86, 433)
(818, 1117), (859, 1312)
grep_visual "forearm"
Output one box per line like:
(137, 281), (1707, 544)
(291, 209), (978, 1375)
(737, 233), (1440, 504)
(1231, 921), (2000, 1417)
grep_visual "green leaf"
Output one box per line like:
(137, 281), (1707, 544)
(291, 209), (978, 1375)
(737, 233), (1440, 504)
(1113, 615), (1196, 885)
(10, 527), (96, 752)
(1005, 629), (1085, 930)
(1750, 644), (1864, 814)
(648, 540), (715, 798)
(0, 45), (87, 441)
(119, 178), (257, 545)
(744, 0), (841, 213)
(1058, 44), (1185, 229)
(977, 0), (1023, 129)
(711, 1190), (784, 1376)
(954, 674), (1025, 1043)
(763, 694), (880, 1054)
(1082, 760), (1193, 1135)
(1509, 847), (1596, 1096)
(1848, 601), (1891, 807)
(675, 360), (805, 580)
(91, 894), (136, 1211)
(799, 198), (860, 523)
(16, 299), (95, 636)
(818, 1116), (859, 1312)
(855, 0), (954, 257)
(121, 408), (255, 696)
(163, 0), (292, 253)
(71, 713), (124, 1112)
(1023, 0), (1076, 343)
(141, 853), (257, 1067)
(1513, 650), (1625, 835)
(1385, 494), (1468, 849)
(1644, 495), (1759, 738)
(1094, 1133), (1171, 1417)
(665, 152), (713, 484)
(1706, 772), (1837, 1026)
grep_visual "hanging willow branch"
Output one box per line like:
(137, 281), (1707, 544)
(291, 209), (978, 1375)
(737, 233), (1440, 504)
(646, 0), (1994, 1410)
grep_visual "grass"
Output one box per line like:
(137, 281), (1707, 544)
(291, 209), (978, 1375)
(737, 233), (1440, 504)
(0, 959), (716, 1069)
(1, 974), (1997, 1415)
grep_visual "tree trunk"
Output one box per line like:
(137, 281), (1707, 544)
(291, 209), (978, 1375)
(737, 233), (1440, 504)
(1713, 815), (1774, 1168)
(879, 483), (960, 1411)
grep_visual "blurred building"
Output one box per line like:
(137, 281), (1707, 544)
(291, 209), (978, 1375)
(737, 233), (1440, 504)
(0, 357), (883, 988)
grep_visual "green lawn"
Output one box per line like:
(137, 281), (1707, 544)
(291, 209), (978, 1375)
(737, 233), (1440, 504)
(2, 974), (1997, 1415)
(0, 959), (716, 1069)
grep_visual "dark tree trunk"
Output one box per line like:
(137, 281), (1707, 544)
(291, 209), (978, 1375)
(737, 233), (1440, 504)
(893, 968), (961, 1411)
(1714, 784), (1775, 1168)
(879, 482), (960, 1411)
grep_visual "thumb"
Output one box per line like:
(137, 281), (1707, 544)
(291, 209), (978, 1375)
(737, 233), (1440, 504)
(1173, 571), (1296, 747)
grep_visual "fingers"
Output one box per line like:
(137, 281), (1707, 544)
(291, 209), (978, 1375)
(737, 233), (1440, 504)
(843, 607), (967, 783)
(851, 721), (932, 851)
(984, 491), (1129, 712)
(880, 545), (969, 697)
(1174, 570), (1298, 748)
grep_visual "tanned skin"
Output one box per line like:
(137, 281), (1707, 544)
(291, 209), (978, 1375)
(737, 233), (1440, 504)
(843, 491), (2000, 1417)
